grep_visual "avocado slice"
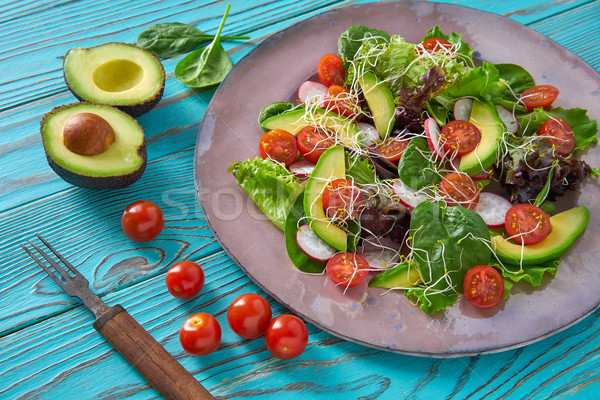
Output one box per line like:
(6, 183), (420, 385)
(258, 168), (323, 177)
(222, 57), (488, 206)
(369, 261), (421, 289)
(260, 108), (360, 147)
(491, 206), (590, 266)
(303, 145), (347, 251)
(41, 103), (146, 189)
(63, 43), (165, 117)
(458, 100), (504, 176)
(358, 71), (395, 138)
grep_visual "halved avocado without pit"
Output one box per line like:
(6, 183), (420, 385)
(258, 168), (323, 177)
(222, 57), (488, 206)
(41, 103), (146, 189)
(63, 42), (165, 117)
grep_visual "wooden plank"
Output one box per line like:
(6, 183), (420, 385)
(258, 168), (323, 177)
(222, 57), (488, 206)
(0, 147), (222, 336)
(1, 249), (599, 399)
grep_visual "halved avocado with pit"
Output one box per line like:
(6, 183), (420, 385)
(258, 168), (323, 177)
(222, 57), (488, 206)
(63, 42), (165, 117)
(41, 103), (146, 189)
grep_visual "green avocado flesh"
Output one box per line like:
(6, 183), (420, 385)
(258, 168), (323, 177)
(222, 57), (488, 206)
(358, 71), (395, 138)
(491, 206), (590, 265)
(369, 262), (421, 289)
(303, 145), (347, 251)
(63, 42), (165, 116)
(41, 103), (146, 189)
(458, 100), (504, 176)
(260, 108), (360, 146)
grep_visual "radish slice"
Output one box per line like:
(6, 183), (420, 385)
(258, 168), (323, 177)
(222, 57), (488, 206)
(298, 81), (328, 107)
(392, 179), (428, 210)
(357, 122), (380, 147)
(289, 160), (315, 178)
(475, 192), (512, 228)
(495, 104), (520, 134)
(424, 117), (444, 160)
(296, 224), (336, 261)
(454, 98), (474, 121)
(360, 250), (400, 271)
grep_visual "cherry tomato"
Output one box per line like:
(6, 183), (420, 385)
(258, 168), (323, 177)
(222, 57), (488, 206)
(520, 85), (559, 110)
(121, 200), (164, 242)
(323, 85), (357, 119)
(464, 265), (504, 309)
(165, 261), (205, 299)
(264, 314), (308, 360)
(439, 172), (480, 210)
(259, 129), (298, 167)
(326, 252), (369, 288)
(179, 312), (221, 356)
(421, 37), (453, 53)
(370, 137), (410, 162)
(297, 126), (335, 164)
(504, 204), (551, 245)
(322, 178), (364, 220)
(318, 54), (346, 86)
(227, 293), (272, 339)
(440, 120), (481, 156)
(538, 117), (575, 155)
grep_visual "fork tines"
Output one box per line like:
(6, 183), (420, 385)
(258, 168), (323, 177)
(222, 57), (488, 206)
(21, 234), (86, 296)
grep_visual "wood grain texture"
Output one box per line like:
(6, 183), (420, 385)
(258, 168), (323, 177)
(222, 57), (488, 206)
(1, 0), (599, 399)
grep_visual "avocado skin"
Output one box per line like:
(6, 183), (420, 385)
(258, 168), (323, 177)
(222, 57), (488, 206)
(63, 42), (165, 117)
(40, 103), (147, 190)
(44, 144), (147, 190)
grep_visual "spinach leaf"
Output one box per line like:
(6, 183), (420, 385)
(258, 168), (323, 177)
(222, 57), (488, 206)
(397, 137), (440, 190)
(258, 102), (301, 127)
(517, 107), (598, 151)
(228, 157), (303, 230)
(137, 22), (249, 58)
(338, 25), (390, 68)
(175, 4), (234, 89)
(495, 63), (535, 96)
(408, 201), (491, 313)
(284, 193), (327, 273)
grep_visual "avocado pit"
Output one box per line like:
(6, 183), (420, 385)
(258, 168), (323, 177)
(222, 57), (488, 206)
(63, 112), (115, 156)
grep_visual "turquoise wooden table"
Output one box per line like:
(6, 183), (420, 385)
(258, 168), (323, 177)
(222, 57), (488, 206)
(1, 0), (599, 399)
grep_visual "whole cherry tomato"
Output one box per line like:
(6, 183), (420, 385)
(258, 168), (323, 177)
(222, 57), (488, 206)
(179, 313), (221, 356)
(165, 261), (205, 299)
(227, 293), (272, 339)
(121, 200), (164, 242)
(264, 314), (309, 360)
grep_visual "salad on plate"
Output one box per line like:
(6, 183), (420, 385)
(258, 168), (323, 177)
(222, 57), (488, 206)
(228, 25), (598, 313)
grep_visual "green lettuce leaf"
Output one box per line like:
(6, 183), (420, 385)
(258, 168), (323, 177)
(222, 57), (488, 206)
(498, 259), (559, 286)
(517, 107), (598, 151)
(405, 287), (458, 314)
(422, 25), (474, 64)
(346, 153), (377, 185)
(338, 25), (390, 68)
(228, 157), (303, 230)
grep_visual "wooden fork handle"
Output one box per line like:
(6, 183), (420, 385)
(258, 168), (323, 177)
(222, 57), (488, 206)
(93, 305), (214, 400)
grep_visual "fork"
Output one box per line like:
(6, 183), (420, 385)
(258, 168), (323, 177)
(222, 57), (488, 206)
(22, 234), (214, 400)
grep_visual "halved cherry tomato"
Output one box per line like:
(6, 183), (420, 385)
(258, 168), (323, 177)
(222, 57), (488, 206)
(439, 172), (480, 210)
(318, 54), (346, 87)
(504, 204), (551, 245)
(421, 37), (453, 53)
(259, 129), (298, 167)
(370, 137), (410, 162)
(296, 126), (334, 164)
(227, 293), (272, 339)
(326, 252), (369, 288)
(322, 178), (364, 220)
(264, 315), (308, 360)
(440, 120), (481, 156)
(323, 85), (358, 119)
(463, 265), (504, 309)
(538, 117), (575, 155)
(520, 85), (559, 110)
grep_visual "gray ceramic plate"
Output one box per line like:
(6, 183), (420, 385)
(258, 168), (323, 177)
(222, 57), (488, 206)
(195, 2), (600, 357)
